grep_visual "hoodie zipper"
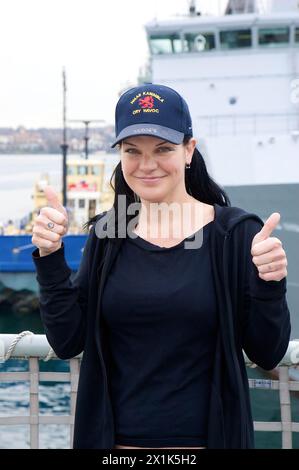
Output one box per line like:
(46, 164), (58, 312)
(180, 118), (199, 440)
(223, 232), (247, 448)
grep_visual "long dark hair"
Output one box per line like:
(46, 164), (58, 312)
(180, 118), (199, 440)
(82, 136), (231, 233)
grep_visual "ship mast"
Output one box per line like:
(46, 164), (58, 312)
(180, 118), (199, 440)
(69, 119), (105, 159)
(188, 0), (201, 16)
(61, 67), (68, 207)
(189, 0), (196, 16)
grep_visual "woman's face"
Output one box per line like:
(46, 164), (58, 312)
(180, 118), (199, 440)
(119, 135), (196, 204)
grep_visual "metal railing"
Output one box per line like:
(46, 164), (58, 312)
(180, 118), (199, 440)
(196, 112), (299, 137)
(0, 332), (299, 449)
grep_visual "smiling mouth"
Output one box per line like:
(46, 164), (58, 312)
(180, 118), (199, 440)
(137, 176), (166, 180)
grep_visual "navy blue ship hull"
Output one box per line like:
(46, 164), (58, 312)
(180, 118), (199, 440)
(0, 234), (87, 272)
(0, 235), (88, 307)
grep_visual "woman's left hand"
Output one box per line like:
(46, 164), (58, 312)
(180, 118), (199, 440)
(251, 212), (288, 282)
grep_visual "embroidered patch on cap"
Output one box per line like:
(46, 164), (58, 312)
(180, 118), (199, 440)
(130, 91), (165, 116)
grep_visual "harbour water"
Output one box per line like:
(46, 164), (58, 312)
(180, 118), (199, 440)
(0, 358), (71, 449)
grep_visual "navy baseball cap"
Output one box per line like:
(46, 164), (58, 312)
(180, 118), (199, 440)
(111, 83), (193, 148)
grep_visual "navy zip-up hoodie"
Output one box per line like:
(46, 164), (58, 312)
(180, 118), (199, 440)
(32, 202), (291, 448)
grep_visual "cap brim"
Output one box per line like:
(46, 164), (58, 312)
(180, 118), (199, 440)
(110, 124), (184, 148)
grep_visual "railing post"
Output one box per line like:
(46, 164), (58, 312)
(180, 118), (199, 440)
(279, 366), (292, 449)
(69, 358), (80, 448)
(29, 357), (39, 449)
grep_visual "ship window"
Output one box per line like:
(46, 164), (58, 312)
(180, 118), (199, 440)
(149, 34), (182, 54)
(79, 199), (85, 208)
(67, 165), (77, 175)
(220, 29), (252, 49)
(90, 165), (100, 175)
(78, 165), (88, 175)
(258, 27), (290, 46)
(183, 32), (215, 52)
(295, 27), (299, 43)
(67, 199), (75, 208)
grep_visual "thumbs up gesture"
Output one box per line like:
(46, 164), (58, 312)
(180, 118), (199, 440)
(251, 213), (288, 282)
(31, 185), (69, 257)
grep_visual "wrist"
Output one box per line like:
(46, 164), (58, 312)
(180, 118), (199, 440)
(39, 242), (62, 257)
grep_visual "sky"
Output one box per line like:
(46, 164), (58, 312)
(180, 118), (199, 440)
(0, 0), (228, 128)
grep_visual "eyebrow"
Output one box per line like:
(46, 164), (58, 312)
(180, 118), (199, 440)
(122, 140), (170, 147)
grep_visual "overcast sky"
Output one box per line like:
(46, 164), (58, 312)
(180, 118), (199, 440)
(0, 0), (228, 128)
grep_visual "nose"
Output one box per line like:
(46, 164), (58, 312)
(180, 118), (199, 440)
(138, 153), (158, 172)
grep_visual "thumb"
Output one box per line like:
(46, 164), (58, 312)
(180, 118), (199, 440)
(44, 185), (66, 215)
(252, 212), (281, 246)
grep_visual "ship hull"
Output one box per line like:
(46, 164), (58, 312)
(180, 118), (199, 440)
(224, 182), (299, 338)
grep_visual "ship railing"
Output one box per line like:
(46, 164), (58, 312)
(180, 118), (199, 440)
(196, 112), (299, 137)
(0, 332), (298, 449)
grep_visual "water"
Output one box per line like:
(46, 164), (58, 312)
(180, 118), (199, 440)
(0, 359), (71, 449)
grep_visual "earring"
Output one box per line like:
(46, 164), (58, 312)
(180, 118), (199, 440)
(185, 163), (191, 169)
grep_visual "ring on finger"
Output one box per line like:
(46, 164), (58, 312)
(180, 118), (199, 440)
(47, 222), (55, 230)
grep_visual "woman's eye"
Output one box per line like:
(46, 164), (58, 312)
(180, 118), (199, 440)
(157, 147), (173, 153)
(124, 147), (173, 154)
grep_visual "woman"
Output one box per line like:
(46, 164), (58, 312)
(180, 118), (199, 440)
(31, 83), (291, 449)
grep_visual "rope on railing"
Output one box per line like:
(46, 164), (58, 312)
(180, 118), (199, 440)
(0, 332), (80, 449)
(3, 331), (34, 361)
(43, 348), (56, 362)
(0, 331), (57, 362)
(1, 332), (298, 364)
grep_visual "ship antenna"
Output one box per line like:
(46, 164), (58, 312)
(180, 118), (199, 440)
(188, 0), (201, 16)
(189, 0), (196, 16)
(61, 67), (68, 207)
(69, 119), (105, 159)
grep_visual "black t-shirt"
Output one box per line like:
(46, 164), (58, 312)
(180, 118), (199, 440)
(101, 220), (218, 448)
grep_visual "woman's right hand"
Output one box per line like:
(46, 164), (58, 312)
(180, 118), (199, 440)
(31, 185), (69, 257)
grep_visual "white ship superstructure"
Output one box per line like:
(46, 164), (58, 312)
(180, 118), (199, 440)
(145, 0), (299, 186)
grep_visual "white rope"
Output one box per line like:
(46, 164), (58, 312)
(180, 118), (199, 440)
(2, 331), (56, 362)
(4, 331), (34, 361)
(43, 348), (56, 362)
